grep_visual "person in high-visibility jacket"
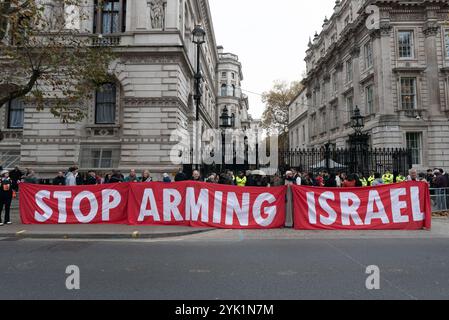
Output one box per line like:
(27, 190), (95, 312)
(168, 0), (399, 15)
(360, 177), (368, 187)
(392, 171), (406, 183)
(382, 171), (394, 184)
(367, 174), (375, 186)
(235, 172), (247, 187)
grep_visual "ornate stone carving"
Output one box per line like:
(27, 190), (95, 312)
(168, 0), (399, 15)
(147, 0), (167, 30)
(423, 22), (439, 37)
(379, 21), (392, 36)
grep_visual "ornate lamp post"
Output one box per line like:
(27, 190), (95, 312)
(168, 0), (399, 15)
(349, 106), (369, 174)
(192, 25), (206, 172)
(350, 105), (365, 135)
(219, 106), (233, 172)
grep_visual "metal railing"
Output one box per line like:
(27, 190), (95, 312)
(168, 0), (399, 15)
(430, 188), (449, 213)
(280, 147), (412, 177)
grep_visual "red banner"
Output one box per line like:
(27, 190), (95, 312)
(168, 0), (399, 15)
(292, 182), (432, 230)
(128, 182), (287, 229)
(20, 183), (129, 224)
(20, 182), (287, 229)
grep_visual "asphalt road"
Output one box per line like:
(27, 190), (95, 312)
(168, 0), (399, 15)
(1, 228), (449, 300)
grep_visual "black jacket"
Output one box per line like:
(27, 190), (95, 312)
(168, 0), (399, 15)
(53, 176), (66, 186)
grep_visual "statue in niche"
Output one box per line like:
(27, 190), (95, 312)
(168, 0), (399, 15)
(147, 0), (166, 30)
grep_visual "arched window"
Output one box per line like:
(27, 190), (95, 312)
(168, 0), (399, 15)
(95, 83), (116, 124)
(232, 85), (236, 97)
(231, 113), (235, 127)
(221, 84), (227, 96)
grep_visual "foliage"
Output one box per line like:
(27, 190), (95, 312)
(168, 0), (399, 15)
(0, 0), (115, 123)
(261, 80), (303, 134)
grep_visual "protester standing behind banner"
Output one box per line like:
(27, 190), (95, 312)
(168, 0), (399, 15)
(65, 167), (78, 186)
(0, 170), (14, 226)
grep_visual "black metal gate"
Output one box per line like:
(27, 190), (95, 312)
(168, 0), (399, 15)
(279, 146), (413, 177)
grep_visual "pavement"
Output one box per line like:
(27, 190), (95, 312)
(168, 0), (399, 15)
(2, 200), (449, 299)
(2, 198), (449, 240)
(0, 201), (212, 240)
(1, 233), (449, 299)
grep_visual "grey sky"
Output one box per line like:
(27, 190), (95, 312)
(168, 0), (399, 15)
(209, 0), (336, 119)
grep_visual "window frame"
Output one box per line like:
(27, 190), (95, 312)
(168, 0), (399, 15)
(7, 99), (25, 129)
(95, 83), (117, 125)
(365, 85), (374, 115)
(444, 29), (449, 59)
(397, 30), (415, 59)
(93, 0), (127, 34)
(406, 132), (423, 166)
(400, 77), (417, 110)
(346, 59), (353, 83)
(346, 95), (354, 123)
(364, 40), (373, 70)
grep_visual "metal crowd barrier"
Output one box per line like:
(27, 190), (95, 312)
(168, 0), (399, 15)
(430, 188), (449, 213)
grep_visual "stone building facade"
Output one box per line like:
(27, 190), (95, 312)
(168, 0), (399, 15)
(302, 0), (449, 170)
(288, 87), (309, 150)
(0, 0), (252, 179)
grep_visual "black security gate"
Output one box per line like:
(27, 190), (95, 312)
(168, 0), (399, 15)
(279, 146), (412, 177)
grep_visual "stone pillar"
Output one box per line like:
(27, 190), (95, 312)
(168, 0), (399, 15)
(378, 20), (394, 115)
(135, 0), (149, 30)
(165, 0), (179, 31)
(351, 46), (361, 109)
(423, 14), (441, 117)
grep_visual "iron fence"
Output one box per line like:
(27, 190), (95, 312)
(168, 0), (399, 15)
(279, 147), (413, 177)
(430, 188), (449, 213)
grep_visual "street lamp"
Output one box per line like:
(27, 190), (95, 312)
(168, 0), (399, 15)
(192, 25), (206, 172)
(220, 106), (233, 128)
(350, 105), (365, 135)
(219, 106), (233, 171)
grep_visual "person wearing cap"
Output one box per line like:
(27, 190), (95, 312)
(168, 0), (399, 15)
(0, 170), (13, 226)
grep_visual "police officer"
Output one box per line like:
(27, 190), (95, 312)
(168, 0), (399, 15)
(382, 170), (394, 184)
(395, 172), (406, 183)
(367, 174), (375, 186)
(360, 176), (368, 187)
(235, 171), (247, 187)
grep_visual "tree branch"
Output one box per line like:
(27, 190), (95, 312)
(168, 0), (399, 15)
(0, 68), (40, 106)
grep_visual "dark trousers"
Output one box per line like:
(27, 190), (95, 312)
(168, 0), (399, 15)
(0, 196), (12, 223)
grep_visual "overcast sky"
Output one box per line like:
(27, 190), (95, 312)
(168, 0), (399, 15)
(209, 0), (336, 119)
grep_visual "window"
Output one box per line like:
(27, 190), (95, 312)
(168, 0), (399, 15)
(332, 72), (338, 93)
(398, 31), (414, 58)
(80, 147), (120, 169)
(445, 29), (449, 59)
(232, 85), (236, 97)
(346, 59), (353, 83)
(331, 104), (339, 128)
(321, 83), (326, 104)
(93, 149), (113, 168)
(346, 95), (354, 122)
(221, 72), (227, 78)
(302, 125), (306, 144)
(365, 85), (374, 114)
(406, 132), (422, 165)
(95, 83), (117, 124)
(93, 0), (127, 34)
(7, 99), (24, 129)
(231, 73), (235, 80)
(400, 78), (417, 110)
(364, 41), (373, 69)
(221, 84), (227, 96)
